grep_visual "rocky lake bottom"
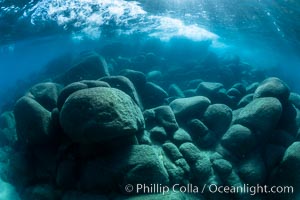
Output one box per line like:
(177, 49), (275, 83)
(0, 48), (300, 200)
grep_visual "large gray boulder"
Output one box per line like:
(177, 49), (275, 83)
(169, 96), (210, 122)
(254, 77), (290, 103)
(59, 87), (144, 143)
(234, 97), (282, 133)
(14, 97), (52, 145)
(55, 51), (109, 85)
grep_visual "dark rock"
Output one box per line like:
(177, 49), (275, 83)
(273, 142), (300, 188)
(232, 83), (246, 95)
(55, 51), (109, 85)
(270, 130), (295, 148)
(23, 184), (60, 200)
(238, 154), (266, 184)
(172, 128), (192, 145)
(212, 159), (232, 178)
(254, 77), (290, 103)
(153, 106), (178, 133)
(79, 80), (110, 88)
(168, 84), (185, 98)
(0, 111), (17, 146)
(226, 88), (242, 99)
(186, 119), (209, 138)
(246, 82), (259, 94)
(119, 69), (147, 90)
(264, 144), (285, 170)
(202, 104), (232, 136)
(99, 76), (143, 109)
(289, 92), (300, 109)
(136, 130), (152, 145)
(14, 97), (52, 145)
(162, 142), (183, 161)
(179, 142), (203, 164)
(237, 94), (253, 108)
(193, 157), (213, 184)
(57, 82), (88, 110)
(278, 102), (297, 133)
(0, 111), (15, 130)
(59, 87), (144, 143)
(143, 109), (156, 129)
(150, 126), (168, 143)
(183, 89), (197, 97)
(7, 151), (35, 187)
(79, 158), (114, 192)
(234, 97), (282, 133)
(187, 79), (203, 89)
(146, 70), (163, 83)
(27, 82), (62, 111)
(142, 82), (168, 108)
(119, 145), (169, 187)
(221, 124), (256, 157)
(162, 155), (186, 184)
(197, 82), (224, 95)
(169, 96), (210, 122)
(56, 160), (77, 189)
(196, 82), (228, 103)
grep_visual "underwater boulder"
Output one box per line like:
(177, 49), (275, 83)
(57, 80), (110, 110)
(117, 145), (169, 189)
(168, 84), (185, 98)
(237, 154), (266, 185)
(246, 82), (259, 94)
(196, 82), (228, 104)
(79, 158), (115, 192)
(27, 82), (63, 111)
(22, 184), (60, 200)
(212, 158), (232, 178)
(169, 96), (210, 122)
(99, 75), (143, 109)
(59, 87), (144, 144)
(14, 96), (53, 145)
(289, 92), (300, 109)
(141, 82), (168, 108)
(153, 105), (178, 133)
(0, 111), (17, 146)
(172, 128), (192, 146)
(146, 70), (163, 83)
(254, 77), (290, 103)
(237, 93), (253, 108)
(149, 126), (168, 143)
(119, 69), (147, 91)
(221, 124), (256, 157)
(202, 104), (232, 136)
(55, 51), (109, 85)
(234, 97), (282, 133)
(272, 142), (300, 188)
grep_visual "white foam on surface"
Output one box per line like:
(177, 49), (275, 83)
(24, 0), (219, 43)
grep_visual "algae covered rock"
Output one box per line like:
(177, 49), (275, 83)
(202, 104), (232, 136)
(221, 124), (256, 156)
(56, 51), (109, 85)
(234, 97), (282, 133)
(169, 96), (210, 121)
(254, 77), (290, 103)
(59, 87), (144, 143)
(14, 96), (52, 145)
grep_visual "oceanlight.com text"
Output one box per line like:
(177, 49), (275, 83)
(124, 183), (294, 196)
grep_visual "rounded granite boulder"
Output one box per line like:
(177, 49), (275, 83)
(254, 77), (290, 103)
(59, 87), (144, 143)
(233, 97), (282, 133)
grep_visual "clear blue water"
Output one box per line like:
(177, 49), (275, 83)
(1, 0), (300, 109)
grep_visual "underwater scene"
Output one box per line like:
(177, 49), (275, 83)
(1, 0), (300, 199)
